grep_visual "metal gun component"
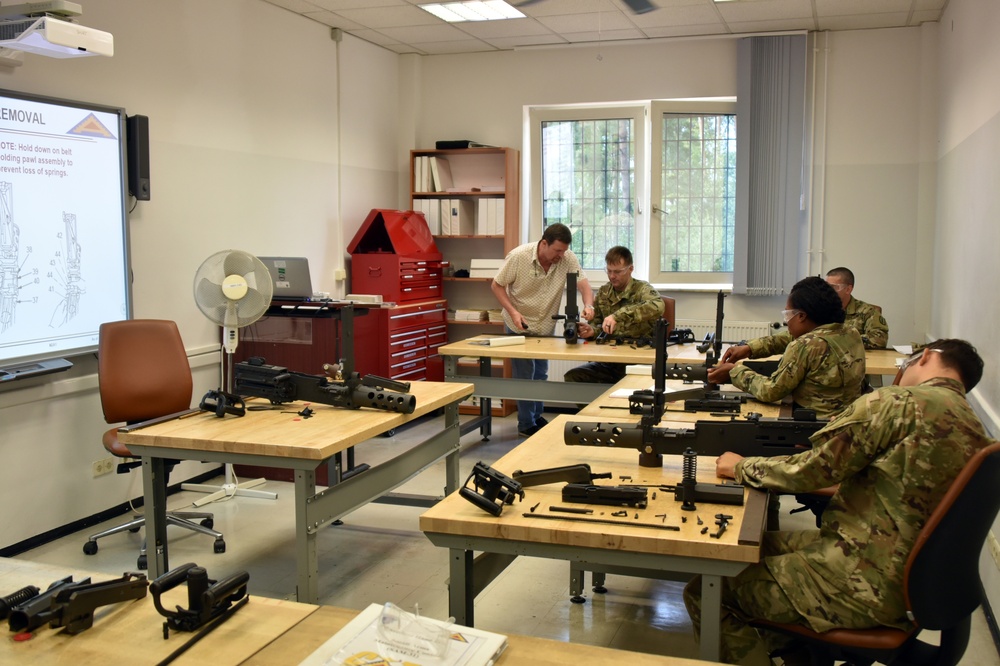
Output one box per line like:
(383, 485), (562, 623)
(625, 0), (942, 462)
(234, 357), (416, 414)
(8, 576), (86, 633)
(48, 573), (148, 635)
(552, 271), (581, 343)
(549, 505), (593, 515)
(522, 513), (680, 531)
(0, 585), (39, 621)
(511, 463), (611, 488)
(564, 412), (825, 465)
(561, 484), (648, 508)
(459, 461), (524, 516)
(150, 563), (249, 636)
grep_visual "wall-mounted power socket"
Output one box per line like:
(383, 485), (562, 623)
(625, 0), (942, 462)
(92, 457), (115, 477)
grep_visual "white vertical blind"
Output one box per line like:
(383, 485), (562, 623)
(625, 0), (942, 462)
(733, 35), (807, 295)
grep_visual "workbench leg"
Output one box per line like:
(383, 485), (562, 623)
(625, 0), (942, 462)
(443, 402), (461, 494)
(449, 548), (474, 627)
(699, 574), (723, 662)
(569, 566), (586, 603)
(295, 468), (319, 604)
(142, 456), (169, 578)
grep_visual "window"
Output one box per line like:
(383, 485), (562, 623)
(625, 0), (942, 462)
(529, 101), (735, 285)
(650, 104), (737, 284)
(529, 105), (644, 273)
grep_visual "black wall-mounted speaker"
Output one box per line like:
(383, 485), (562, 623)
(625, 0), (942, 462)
(126, 114), (150, 201)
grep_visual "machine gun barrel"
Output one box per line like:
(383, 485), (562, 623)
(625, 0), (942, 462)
(234, 360), (416, 414)
(564, 414), (826, 462)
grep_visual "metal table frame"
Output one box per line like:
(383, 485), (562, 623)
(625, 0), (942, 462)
(424, 530), (748, 663)
(131, 401), (462, 604)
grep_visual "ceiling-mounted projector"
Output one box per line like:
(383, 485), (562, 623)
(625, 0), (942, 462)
(0, 1), (112, 58)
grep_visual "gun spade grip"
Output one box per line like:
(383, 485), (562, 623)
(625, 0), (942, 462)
(460, 487), (503, 516)
(150, 563), (199, 596)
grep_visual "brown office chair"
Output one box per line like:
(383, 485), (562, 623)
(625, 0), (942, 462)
(752, 440), (1000, 666)
(82, 319), (225, 570)
(661, 296), (676, 338)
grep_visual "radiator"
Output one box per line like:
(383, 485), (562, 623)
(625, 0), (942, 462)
(674, 319), (776, 342)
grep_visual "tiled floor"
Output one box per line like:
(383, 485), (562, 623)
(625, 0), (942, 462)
(12, 410), (1000, 664)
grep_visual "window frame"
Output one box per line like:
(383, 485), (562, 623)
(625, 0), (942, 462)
(528, 99), (737, 290)
(649, 99), (737, 287)
(528, 103), (648, 280)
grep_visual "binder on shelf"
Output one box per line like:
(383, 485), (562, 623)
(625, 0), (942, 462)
(447, 199), (475, 235)
(432, 156), (453, 192)
(426, 200), (440, 235)
(493, 198), (505, 235)
(477, 198), (489, 235)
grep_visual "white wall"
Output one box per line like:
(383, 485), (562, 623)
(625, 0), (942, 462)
(405, 31), (931, 342)
(0, 0), (401, 548)
(936, 0), (1000, 615)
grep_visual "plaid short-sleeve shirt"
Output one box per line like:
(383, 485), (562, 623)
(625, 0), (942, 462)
(494, 241), (583, 336)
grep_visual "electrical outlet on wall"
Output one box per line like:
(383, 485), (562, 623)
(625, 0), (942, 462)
(92, 457), (114, 478)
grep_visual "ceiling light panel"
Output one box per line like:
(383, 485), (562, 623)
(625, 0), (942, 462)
(420, 1), (525, 23)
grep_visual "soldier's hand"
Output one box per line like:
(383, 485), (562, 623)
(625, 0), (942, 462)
(601, 315), (618, 335)
(707, 362), (735, 384)
(716, 452), (744, 479)
(721, 344), (751, 363)
(577, 322), (595, 339)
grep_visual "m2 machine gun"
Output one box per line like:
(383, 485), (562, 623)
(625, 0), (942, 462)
(565, 316), (828, 468)
(234, 357), (416, 414)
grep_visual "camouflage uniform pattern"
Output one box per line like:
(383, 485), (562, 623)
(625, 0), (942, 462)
(731, 323), (866, 418)
(845, 296), (889, 349)
(564, 277), (663, 384)
(684, 377), (992, 663)
(588, 277), (664, 338)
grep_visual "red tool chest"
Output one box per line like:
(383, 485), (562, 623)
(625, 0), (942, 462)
(353, 299), (448, 382)
(348, 208), (445, 304)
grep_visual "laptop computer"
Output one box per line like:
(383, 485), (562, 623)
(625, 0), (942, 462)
(258, 256), (314, 301)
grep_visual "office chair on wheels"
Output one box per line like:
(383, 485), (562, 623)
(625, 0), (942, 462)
(82, 319), (225, 570)
(751, 440), (1000, 666)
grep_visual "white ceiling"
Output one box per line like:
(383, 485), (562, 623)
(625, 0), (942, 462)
(260, 0), (948, 55)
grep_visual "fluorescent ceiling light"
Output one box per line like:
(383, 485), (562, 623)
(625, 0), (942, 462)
(420, 1), (525, 23)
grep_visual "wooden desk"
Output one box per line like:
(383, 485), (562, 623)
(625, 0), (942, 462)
(0, 558), (316, 665)
(439, 337), (711, 406)
(0, 559), (716, 666)
(249, 604), (717, 666)
(118, 381), (474, 604)
(419, 414), (768, 662)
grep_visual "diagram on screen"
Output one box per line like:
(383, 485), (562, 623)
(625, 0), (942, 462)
(49, 212), (85, 327)
(1, 181), (22, 332)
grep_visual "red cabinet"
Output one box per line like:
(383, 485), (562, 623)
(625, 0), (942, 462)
(353, 300), (448, 382)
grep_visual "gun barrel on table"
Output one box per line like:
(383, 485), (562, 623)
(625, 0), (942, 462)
(564, 413), (827, 464)
(234, 360), (416, 414)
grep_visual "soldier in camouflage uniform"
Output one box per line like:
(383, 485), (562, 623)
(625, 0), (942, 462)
(825, 266), (888, 349)
(684, 338), (989, 665)
(564, 246), (664, 384)
(709, 277), (866, 419)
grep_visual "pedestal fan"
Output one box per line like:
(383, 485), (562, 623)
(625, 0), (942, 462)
(181, 249), (278, 507)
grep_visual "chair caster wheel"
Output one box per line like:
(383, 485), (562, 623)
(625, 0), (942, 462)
(128, 526), (141, 533)
(570, 595), (587, 604)
(83, 541), (98, 555)
(593, 585), (607, 594)
(137, 555), (147, 570)
(214, 538), (226, 554)
(383, 429), (396, 437)
(201, 518), (214, 529)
